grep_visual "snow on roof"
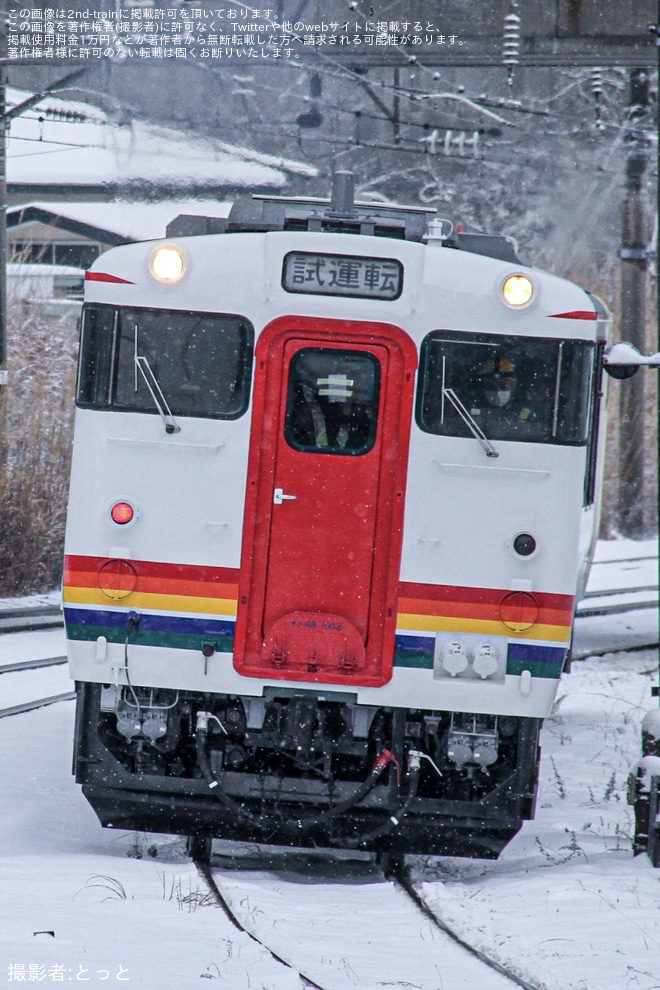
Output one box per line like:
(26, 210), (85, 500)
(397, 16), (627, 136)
(9, 200), (233, 243)
(7, 86), (318, 192)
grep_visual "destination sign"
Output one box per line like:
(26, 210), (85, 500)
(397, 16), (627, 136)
(282, 252), (403, 300)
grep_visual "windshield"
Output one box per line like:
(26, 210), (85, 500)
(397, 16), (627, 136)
(417, 331), (595, 445)
(77, 305), (253, 420)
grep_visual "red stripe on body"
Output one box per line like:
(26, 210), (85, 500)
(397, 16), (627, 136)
(548, 310), (597, 320)
(398, 581), (574, 613)
(63, 555), (239, 597)
(85, 272), (134, 284)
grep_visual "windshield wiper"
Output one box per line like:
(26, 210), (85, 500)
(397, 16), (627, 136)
(444, 387), (499, 458)
(134, 326), (180, 434)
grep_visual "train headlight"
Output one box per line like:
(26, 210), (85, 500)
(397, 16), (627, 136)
(150, 245), (186, 283)
(501, 273), (534, 308)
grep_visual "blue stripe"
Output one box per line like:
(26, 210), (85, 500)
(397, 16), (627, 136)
(63, 606), (234, 638)
(394, 634), (434, 668)
(506, 642), (566, 666)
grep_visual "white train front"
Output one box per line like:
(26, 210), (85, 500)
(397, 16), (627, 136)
(64, 174), (609, 859)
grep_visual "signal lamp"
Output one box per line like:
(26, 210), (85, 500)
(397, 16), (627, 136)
(110, 501), (135, 525)
(150, 245), (186, 283)
(513, 532), (537, 557)
(501, 274), (534, 308)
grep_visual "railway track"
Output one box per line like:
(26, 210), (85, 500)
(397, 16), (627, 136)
(1, 655), (67, 673)
(0, 653), (75, 719)
(0, 690), (76, 719)
(194, 851), (543, 990)
(0, 604), (63, 634)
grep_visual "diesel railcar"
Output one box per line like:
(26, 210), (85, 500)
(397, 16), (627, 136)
(64, 173), (609, 858)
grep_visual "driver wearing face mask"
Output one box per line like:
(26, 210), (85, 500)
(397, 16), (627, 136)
(472, 356), (533, 428)
(483, 357), (517, 408)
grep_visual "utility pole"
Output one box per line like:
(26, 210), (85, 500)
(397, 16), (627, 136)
(617, 67), (652, 538)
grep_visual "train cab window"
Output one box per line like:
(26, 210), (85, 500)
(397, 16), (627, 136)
(77, 305), (253, 419)
(417, 331), (595, 445)
(285, 347), (380, 455)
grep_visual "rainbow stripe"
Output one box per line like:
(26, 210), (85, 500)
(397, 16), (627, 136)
(63, 555), (238, 614)
(397, 581), (573, 642)
(394, 581), (573, 679)
(63, 555), (574, 679)
(63, 555), (239, 654)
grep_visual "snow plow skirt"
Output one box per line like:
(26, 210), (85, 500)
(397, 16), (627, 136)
(81, 783), (523, 860)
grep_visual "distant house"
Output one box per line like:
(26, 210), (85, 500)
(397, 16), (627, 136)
(8, 200), (232, 267)
(8, 262), (84, 300)
(7, 262), (85, 320)
(7, 86), (317, 266)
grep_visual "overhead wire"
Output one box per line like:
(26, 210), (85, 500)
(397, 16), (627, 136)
(9, 0), (652, 178)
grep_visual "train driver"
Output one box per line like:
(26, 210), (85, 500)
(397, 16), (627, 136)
(470, 355), (535, 431)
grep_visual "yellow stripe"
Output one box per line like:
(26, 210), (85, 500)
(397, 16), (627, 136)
(63, 586), (238, 616)
(397, 612), (571, 642)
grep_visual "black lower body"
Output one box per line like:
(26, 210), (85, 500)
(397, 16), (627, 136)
(73, 681), (541, 859)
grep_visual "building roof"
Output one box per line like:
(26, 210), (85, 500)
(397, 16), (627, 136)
(8, 86), (317, 199)
(8, 200), (232, 246)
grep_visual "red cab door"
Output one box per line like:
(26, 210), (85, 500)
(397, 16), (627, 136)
(234, 316), (416, 687)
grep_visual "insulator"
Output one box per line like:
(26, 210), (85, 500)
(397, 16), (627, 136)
(421, 128), (439, 154)
(441, 130), (481, 159)
(591, 68), (604, 125)
(502, 11), (521, 86)
(591, 68), (604, 97)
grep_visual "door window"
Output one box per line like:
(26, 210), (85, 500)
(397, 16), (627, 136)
(284, 347), (380, 455)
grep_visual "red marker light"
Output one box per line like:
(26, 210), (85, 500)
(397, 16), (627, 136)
(110, 501), (135, 525)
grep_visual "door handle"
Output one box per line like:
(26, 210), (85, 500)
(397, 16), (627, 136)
(273, 487), (298, 504)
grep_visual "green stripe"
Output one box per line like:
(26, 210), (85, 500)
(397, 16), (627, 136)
(66, 624), (234, 655)
(394, 649), (434, 669)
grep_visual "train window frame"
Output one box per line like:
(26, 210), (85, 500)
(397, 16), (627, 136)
(583, 343), (606, 506)
(416, 330), (596, 447)
(76, 303), (254, 421)
(284, 346), (381, 456)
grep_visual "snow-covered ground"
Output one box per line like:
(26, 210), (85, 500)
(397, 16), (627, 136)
(0, 539), (659, 989)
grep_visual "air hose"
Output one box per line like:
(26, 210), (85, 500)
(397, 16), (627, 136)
(332, 750), (421, 848)
(195, 710), (401, 834)
(195, 713), (267, 830)
(287, 748), (400, 829)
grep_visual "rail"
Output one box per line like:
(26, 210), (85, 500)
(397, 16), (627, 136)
(0, 691), (76, 720)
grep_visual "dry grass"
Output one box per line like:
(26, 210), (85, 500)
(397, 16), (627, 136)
(0, 300), (78, 596)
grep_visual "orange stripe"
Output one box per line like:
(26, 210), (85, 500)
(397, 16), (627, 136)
(63, 555), (239, 600)
(64, 572), (238, 599)
(397, 597), (573, 626)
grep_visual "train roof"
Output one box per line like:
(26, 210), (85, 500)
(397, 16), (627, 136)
(165, 171), (522, 265)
